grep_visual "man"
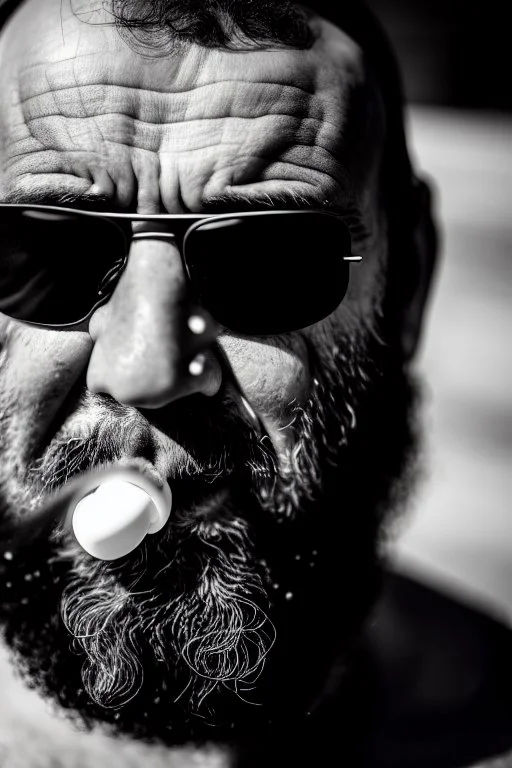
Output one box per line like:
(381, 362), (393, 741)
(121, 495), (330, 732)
(0, 0), (437, 763)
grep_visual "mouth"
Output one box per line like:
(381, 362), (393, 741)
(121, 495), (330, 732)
(0, 383), (267, 563)
(0, 453), (237, 562)
(78, 454), (235, 530)
(0, 346), (276, 564)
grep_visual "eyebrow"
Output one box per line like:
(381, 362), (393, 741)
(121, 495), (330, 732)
(2, 183), (370, 249)
(199, 190), (347, 216)
(2, 188), (112, 209)
(2, 185), (348, 215)
(1, 187), (373, 243)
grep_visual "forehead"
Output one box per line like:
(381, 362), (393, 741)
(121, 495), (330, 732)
(0, 0), (385, 210)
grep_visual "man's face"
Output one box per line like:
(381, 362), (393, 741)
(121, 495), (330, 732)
(0, 0), (422, 743)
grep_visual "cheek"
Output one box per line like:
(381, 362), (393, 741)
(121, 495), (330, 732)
(345, 256), (386, 320)
(310, 236), (388, 365)
(2, 324), (88, 395)
(344, 211), (388, 318)
(0, 322), (91, 461)
(220, 336), (311, 421)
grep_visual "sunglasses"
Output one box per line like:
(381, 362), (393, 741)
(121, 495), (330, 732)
(0, 204), (361, 336)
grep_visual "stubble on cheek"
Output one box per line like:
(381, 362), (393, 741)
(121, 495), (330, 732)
(0, 317), (96, 516)
(0, 324), (34, 509)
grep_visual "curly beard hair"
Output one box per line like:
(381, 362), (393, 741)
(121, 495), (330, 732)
(0, 324), (420, 745)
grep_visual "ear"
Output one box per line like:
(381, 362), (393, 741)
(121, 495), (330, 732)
(397, 176), (438, 362)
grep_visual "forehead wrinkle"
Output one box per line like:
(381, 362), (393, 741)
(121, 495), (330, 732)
(18, 87), (337, 160)
(11, 16), (356, 146)
(7, 76), (347, 201)
(0, 5), (377, 213)
(19, 54), (319, 111)
(7, 113), (337, 170)
(9, 52), (347, 181)
(4, 0), (366, 125)
(18, 66), (332, 131)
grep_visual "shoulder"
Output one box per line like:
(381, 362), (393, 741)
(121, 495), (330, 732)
(357, 568), (512, 766)
(468, 752), (512, 768)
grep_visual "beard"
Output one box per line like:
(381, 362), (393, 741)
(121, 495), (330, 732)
(0, 322), (421, 745)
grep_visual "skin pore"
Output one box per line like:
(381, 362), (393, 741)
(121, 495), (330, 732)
(0, 0), (430, 761)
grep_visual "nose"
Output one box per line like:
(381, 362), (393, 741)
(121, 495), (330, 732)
(86, 237), (222, 408)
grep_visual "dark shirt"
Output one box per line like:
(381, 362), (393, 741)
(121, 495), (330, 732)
(358, 570), (512, 767)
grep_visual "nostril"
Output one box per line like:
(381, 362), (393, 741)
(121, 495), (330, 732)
(87, 337), (223, 407)
(85, 243), (222, 406)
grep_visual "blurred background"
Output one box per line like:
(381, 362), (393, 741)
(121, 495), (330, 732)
(366, 0), (509, 110)
(363, 0), (512, 622)
(362, 3), (512, 763)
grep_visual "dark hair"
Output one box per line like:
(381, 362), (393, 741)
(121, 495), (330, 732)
(0, 0), (313, 49)
(105, 0), (314, 50)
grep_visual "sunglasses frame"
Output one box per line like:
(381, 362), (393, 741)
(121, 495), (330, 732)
(0, 204), (361, 332)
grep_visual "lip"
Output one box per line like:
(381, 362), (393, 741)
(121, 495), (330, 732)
(113, 456), (168, 491)
(0, 453), (234, 559)
(61, 457), (236, 562)
(68, 451), (234, 507)
(105, 456), (233, 517)
(13, 344), (273, 553)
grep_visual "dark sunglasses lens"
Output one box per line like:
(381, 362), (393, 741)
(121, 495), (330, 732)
(0, 208), (126, 325)
(185, 213), (350, 335)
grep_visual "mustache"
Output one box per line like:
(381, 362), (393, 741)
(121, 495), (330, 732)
(0, 380), (279, 558)
(34, 383), (271, 488)
(26, 340), (271, 481)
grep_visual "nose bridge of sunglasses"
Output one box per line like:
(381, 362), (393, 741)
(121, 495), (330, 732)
(130, 218), (178, 242)
(131, 218), (215, 257)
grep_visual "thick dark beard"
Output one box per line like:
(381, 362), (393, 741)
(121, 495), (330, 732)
(0, 329), (421, 745)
